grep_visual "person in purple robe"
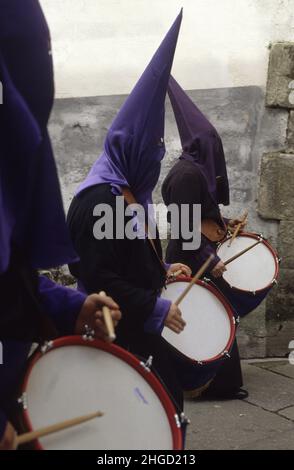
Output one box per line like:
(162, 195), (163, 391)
(161, 76), (248, 400)
(67, 11), (200, 415)
(0, 0), (121, 450)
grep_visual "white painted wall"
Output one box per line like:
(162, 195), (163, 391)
(40, 0), (294, 98)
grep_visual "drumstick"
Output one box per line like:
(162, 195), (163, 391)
(168, 269), (183, 279)
(16, 411), (104, 446)
(175, 255), (214, 306)
(224, 239), (261, 266)
(228, 210), (248, 247)
(99, 291), (116, 341)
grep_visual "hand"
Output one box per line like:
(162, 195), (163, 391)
(228, 217), (247, 232)
(167, 263), (192, 278)
(0, 422), (17, 450)
(211, 260), (227, 278)
(164, 304), (186, 334)
(75, 293), (121, 341)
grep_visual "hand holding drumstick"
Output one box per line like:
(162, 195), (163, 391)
(75, 292), (121, 342)
(228, 210), (248, 246)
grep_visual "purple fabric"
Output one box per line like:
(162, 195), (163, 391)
(76, 11), (183, 208)
(38, 276), (86, 335)
(168, 76), (230, 206)
(0, 0), (78, 274)
(144, 297), (171, 335)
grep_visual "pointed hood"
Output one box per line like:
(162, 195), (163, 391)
(0, 0), (78, 274)
(168, 75), (230, 205)
(76, 11), (183, 207)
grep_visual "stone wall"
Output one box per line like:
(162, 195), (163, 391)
(258, 42), (294, 357)
(50, 82), (289, 358)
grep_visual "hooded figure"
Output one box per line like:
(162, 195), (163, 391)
(162, 75), (233, 273)
(75, 16), (184, 209)
(161, 76), (248, 400)
(167, 75), (229, 206)
(67, 12), (193, 413)
(0, 1), (119, 446)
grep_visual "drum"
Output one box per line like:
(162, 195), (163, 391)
(215, 232), (280, 316)
(18, 336), (183, 450)
(161, 279), (237, 395)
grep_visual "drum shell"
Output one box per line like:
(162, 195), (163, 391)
(18, 336), (184, 450)
(162, 278), (237, 392)
(215, 232), (280, 317)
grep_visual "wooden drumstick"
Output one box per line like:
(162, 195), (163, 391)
(168, 269), (183, 279)
(175, 255), (214, 306)
(224, 239), (261, 266)
(99, 291), (116, 341)
(16, 411), (104, 446)
(228, 210), (248, 247)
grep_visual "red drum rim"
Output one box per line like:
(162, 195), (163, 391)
(217, 231), (280, 295)
(21, 336), (183, 450)
(165, 277), (236, 365)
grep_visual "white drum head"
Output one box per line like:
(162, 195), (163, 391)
(24, 344), (176, 450)
(217, 235), (277, 292)
(162, 282), (233, 362)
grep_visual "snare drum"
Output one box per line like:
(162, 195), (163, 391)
(18, 337), (183, 450)
(215, 232), (280, 316)
(161, 279), (237, 395)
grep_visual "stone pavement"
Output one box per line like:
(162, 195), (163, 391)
(185, 359), (294, 450)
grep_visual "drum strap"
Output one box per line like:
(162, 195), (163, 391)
(121, 187), (167, 273)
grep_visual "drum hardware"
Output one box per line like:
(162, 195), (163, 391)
(222, 350), (231, 359)
(235, 316), (240, 325)
(180, 413), (191, 426)
(196, 361), (204, 366)
(18, 393), (28, 411)
(174, 414), (181, 428)
(40, 341), (53, 354)
(272, 279), (278, 285)
(82, 324), (95, 341)
(278, 257), (282, 264)
(140, 355), (153, 372)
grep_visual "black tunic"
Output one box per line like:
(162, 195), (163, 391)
(162, 159), (243, 395)
(162, 159), (223, 273)
(67, 183), (184, 411)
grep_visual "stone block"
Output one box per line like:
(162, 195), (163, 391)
(278, 220), (294, 269)
(258, 152), (294, 220)
(286, 110), (294, 148)
(266, 42), (294, 109)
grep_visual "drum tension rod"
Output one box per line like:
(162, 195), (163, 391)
(18, 393), (28, 411)
(41, 341), (53, 354)
(82, 324), (95, 341)
(140, 355), (153, 372)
